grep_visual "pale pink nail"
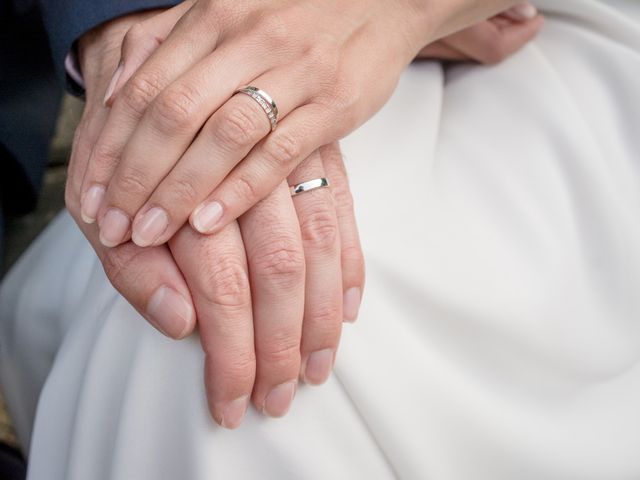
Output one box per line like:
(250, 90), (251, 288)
(192, 201), (223, 233)
(505, 2), (537, 20)
(103, 62), (124, 106)
(80, 184), (106, 224)
(147, 286), (193, 339)
(99, 208), (131, 247)
(302, 349), (334, 385)
(220, 395), (249, 429)
(262, 381), (296, 418)
(343, 287), (361, 323)
(132, 207), (169, 247)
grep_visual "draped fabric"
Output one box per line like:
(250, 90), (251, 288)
(2, 1), (640, 478)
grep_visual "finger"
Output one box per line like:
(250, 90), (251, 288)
(446, 14), (544, 65)
(489, 16), (516, 29)
(170, 222), (255, 429)
(190, 104), (338, 236)
(103, 1), (195, 106)
(500, 2), (538, 22)
(131, 65), (315, 247)
(415, 41), (471, 61)
(67, 106), (111, 212)
(77, 1), (225, 227)
(89, 36), (278, 248)
(74, 219), (196, 339)
(238, 183), (306, 417)
(319, 143), (365, 323)
(288, 151), (343, 386)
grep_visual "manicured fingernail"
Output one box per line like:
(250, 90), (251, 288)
(147, 286), (193, 339)
(80, 184), (106, 224)
(302, 349), (334, 385)
(343, 288), (361, 323)
(506, 2), (537, 20)
(220, 395), (249, 429)
(99, 208), (131, 247)
(103, 62), (124, 106)
(132, 207), (169, 247)
(262, 381), (296, 418)
(192, 201), (223, 233)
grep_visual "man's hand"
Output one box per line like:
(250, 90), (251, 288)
(66, 11), (365, 428)
(416, 2), (543, 63)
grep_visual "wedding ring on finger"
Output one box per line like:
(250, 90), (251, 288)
(235, 86), (279, 131)
(290, 178), (330, 197)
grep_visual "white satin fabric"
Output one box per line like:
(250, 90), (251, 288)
(2, 1), (640, 478)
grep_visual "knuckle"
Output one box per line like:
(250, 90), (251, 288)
(253, 241), (305, 288)
(231, 174), (260, 202)
(201, 257), (251, 309)
(168, 177), (201, 206)
(100, 246), (145, 289)
(121, 72), (164, 116)
(254, 11), (290, 48)
(205, 351), (255, 389)
(341, 244), (366, 277)
(221, 358), (256, 386)
(307, 304), (342, 336)
(214, 103), (265, 150)
(258, 334), (300, 367)
(113, 166), (151, 197)
(151, 83), (199, 133)
(263, 132), (302, 171)
(299, 206), (339, 252)
(92, 141), (120, 169)
(332, 186), (355, 216)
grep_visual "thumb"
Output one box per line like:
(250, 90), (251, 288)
(103, 0), (194, 107)
(97, 238), (197, 339)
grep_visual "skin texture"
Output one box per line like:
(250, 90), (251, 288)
(68, 12), (365, 429)
(74, 0), (540, 253)
(66, 1), (541, 428)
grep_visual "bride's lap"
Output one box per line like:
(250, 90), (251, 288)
(3, 2), (640, 478)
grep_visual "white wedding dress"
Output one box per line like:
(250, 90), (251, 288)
(2, 1), (640, 478)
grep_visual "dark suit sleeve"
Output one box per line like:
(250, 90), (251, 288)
(37, 0), (181, 87)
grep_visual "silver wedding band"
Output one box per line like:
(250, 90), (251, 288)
(290, 178), (330, 197)
(235, 86), (279, 131)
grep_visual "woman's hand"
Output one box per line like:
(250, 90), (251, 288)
(66, 12), (365, 428)
(75, 0), (527, 249)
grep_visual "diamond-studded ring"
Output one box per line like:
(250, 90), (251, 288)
(234, 86), (279, 132)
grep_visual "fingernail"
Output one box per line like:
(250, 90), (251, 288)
(147, 286), (193, 339)
(99, 208), (131, 247)
(132, 207), (169, 247)
(506, 2), (537, 20)
(262, 381), (296, 418)
(220, 395), (249, 429)
(103, 62), (124, 106)
(192, 201), (223, 233)
(80, 184), (106, 224)
(302, 349), (334, 385)
(343, 287), (361, 323)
